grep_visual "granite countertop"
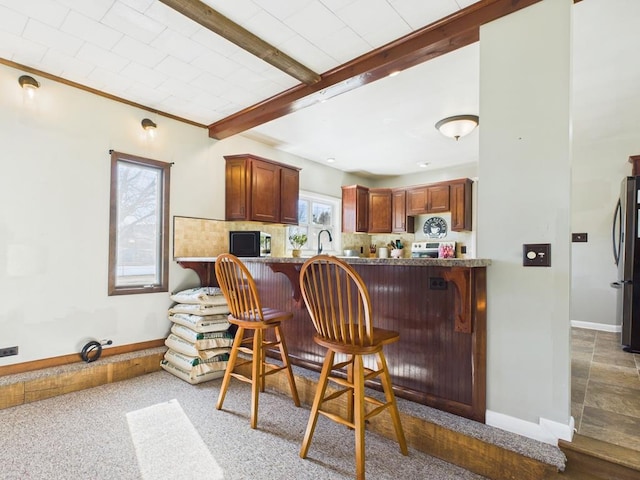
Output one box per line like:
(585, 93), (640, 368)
(175, 256), (491, 267)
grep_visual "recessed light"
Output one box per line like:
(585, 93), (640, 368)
(417, 162), (430, 168)
(327, 158), (335, 163)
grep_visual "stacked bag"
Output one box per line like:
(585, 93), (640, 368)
(161, 286), (235, 384)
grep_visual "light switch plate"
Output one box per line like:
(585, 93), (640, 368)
(523, 243), (551, 267)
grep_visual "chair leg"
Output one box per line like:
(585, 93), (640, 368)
(300, 350), (335, 459)
(346, 356), (355, 425)
(376, 352), (408, 455)
(217, 326), (244, 411)
(353, 354), (366, 480)
(250, 328), (262, 429)
(274, 325), (300, 406)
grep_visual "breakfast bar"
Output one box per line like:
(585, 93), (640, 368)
(177, 256), (489, 422)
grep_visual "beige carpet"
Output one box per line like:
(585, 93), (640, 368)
(0, 370), (490, 479)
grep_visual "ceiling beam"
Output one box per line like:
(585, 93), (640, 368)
(207, 0), (545, 140)
(159, 0), (320, 85)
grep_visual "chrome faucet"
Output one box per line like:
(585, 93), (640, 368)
(317, 229), (333, 255)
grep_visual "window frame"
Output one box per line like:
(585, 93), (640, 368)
(287, 190), (341, 256)
(108, 150), (171, 296)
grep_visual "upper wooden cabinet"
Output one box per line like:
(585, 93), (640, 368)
(391, 188), (414, 233)
(342, 185), (369, 233)
(406, 184), (449, 215)
(224, 154), (300, 225)
(450, 178), (472, 232)
(427, 185), (450, 213)
(368, 188), (392, 233)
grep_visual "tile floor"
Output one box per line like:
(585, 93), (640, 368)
(571, 327), (640, 451)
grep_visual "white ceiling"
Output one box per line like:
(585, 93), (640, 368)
(1, 0), (638, 177)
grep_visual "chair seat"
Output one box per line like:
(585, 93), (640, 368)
(229, 308), (293, 328)
(313, 328), (400, 355)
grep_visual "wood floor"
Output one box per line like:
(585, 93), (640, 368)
(571, 327), (640, 451)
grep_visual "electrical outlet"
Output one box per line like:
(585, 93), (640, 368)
(0, 346), (18, 357)
(429, 277), (448, 290)
(523, 244), (551, 267)
(572, 233), (588, 242)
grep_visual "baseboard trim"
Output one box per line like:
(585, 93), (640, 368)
(571, 320), (621, 333)
(486, 410), (574, 445)
(0, 339), (166, 377)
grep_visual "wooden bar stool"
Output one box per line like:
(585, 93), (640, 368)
(214, 253), (300, 429)
(298, 255), (407, 480)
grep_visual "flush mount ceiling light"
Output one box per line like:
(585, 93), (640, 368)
(435, 115), (479, 141)
(18, 74), (40, 90)
(141, 118), (157, 130)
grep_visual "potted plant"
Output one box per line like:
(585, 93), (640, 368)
(289, 232), (308, 257)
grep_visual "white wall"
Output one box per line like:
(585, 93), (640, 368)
(0, 62), (353, 366)
(478, 0), (573, 442)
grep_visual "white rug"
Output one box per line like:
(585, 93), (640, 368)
(126, 399), (224, 480)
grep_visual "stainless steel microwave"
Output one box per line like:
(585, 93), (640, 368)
(229, 231), (271, 257)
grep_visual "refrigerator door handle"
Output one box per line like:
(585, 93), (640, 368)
(610, 280), (632, 288)
(612, 198), (622, 266)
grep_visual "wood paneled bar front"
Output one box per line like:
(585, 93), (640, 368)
(176, 256), (489, 422)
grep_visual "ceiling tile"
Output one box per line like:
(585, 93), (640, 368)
(120, 61), (168, 88)
(23, 19), (83, 56)
(0, 4), (27, 35)
(313, 26), (372, 63)
(388, 0), (460, 30)
(56, 0), (114, 21)
(76, 42), (129, 71)
(156, 55), (201, 82)
(145, 2), (200, 37)
(0, 0), (69, 28)
(243, 10), (296, 47)
(40, 48), (95, 80)
(152, 28), (208, 64)
(101, 1), (164, 44)
(61, 11), (122, 50)
(86, 65), (134, 93)
(0, 29), (46, 65)
(285, 2), (345, 45)
(334, 0), (411, 48)
(277, 34), (338, 73)
(111, 35), (166, 68)
(201, 0), (262, 23)
(252, 0), (313, 20)
(190, 50), (242, 79)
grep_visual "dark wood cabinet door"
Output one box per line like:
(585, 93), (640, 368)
(427, 185), (450, 213)
(342, 185), (369, 233)
(450, 179), (472, 231)
(225, 157), (249, 220)
(406, 186), (428, 215)
(392, 189), (414, 233)
(280, 166), (299, 225)
(368, 188), (392, 233)
(251, 159), (280, 222)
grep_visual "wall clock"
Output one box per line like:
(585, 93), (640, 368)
(423, 217), (447, 238)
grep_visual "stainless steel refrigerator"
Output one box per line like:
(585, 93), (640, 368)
(611, 176), (640, 353)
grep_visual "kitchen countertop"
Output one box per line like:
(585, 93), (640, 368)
(175, 256), (491, 267)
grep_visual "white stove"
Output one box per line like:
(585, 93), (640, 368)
(411, 241), (456, 259)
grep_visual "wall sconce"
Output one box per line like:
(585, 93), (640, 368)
(435, 115), (479, 141)
(141, 118), (157, 130)
(18, 74), (40, 100)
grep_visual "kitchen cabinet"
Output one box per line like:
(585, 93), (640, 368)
(342, 185), (369, 233)
(391, 188), (414, 233)
(406, 184), (450, 215)
(224, 154), (300, 225)
(368, 188), (392, 233)
(450, 178), (472, 231)
(427, 184), (450, 213)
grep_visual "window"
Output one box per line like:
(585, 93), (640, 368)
(287, 191), (341, 255)
(108, 151), (170, 295)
